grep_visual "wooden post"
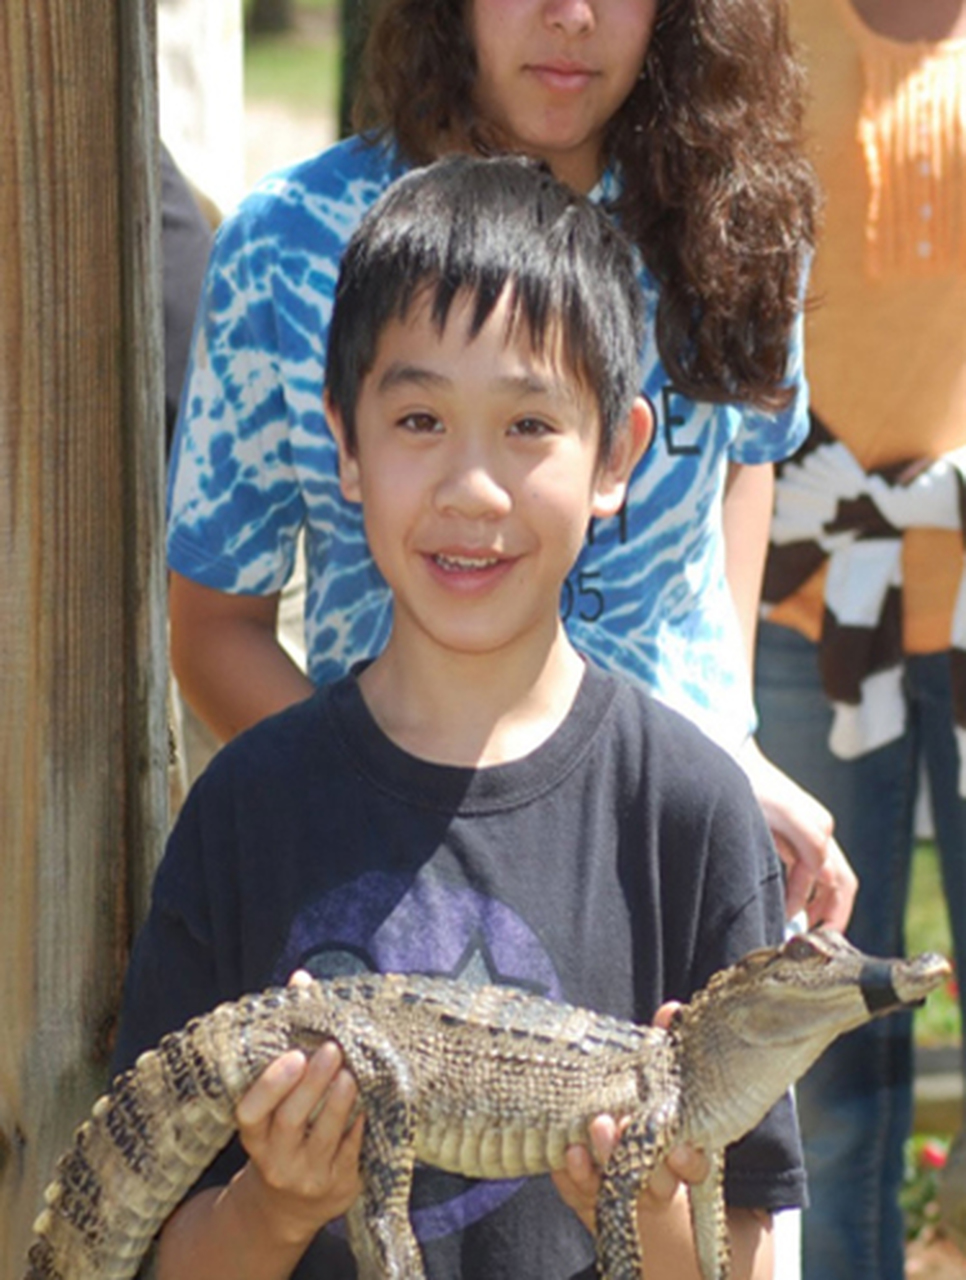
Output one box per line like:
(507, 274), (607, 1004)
(0, 0), (168, 1267)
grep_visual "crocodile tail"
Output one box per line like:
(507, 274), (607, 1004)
(23, 986), (312, 1280)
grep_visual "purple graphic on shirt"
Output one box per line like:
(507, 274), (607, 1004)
(273, 869), (564, 1242)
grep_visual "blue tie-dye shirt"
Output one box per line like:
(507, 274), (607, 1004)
(167, 135), (808, 751)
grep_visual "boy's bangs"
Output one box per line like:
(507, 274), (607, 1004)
(326, 156), (645, 452)
(403, 273), (592, 397)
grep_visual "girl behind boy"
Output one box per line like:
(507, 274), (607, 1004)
(166, 0), (854, 925)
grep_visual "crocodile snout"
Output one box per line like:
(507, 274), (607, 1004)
(891, 951), (953, 1005)
(862, 951), (952, 1014)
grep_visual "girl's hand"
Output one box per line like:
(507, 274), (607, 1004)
(234, 1040), (364, 1247)
(738, 737), (858, 930)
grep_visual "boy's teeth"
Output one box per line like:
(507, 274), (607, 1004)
(435, 553), (499, 570)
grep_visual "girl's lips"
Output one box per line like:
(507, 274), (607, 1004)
(526, 61), (598, 92)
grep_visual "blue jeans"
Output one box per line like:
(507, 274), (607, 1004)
(755, 621), (966, 1280)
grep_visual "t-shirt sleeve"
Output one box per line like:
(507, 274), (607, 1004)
(728, 279), (811, 467)
(165, 200), (307, 597)
(165, 139), (400, 602)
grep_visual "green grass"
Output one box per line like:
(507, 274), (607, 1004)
(903, 843), (961, 1239)
(244, 36), (340, 116)
(244, 0), (337, 20)
(908, 841), (961, 1048)
(244, 1), (340, 117)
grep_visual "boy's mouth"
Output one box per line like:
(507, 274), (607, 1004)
(432, 553), (502, 572)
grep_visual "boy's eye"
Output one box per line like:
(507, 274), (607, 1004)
(510, 417), (553, 438)
(398, 412), (442, 434)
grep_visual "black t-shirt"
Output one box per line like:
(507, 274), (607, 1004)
(114, 662), (806, 1278)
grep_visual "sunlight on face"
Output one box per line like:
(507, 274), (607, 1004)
(467, 0), (659, 191)
(330, 291), (637, 668)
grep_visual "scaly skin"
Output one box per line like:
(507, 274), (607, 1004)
(24, 930), (950, 1280)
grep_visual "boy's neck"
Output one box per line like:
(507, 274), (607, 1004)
(357, 626), (587, 768)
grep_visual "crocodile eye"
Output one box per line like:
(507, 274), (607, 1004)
(784, 934), (823, 963)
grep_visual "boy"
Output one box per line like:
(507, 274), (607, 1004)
(114, 155), (805, 1279)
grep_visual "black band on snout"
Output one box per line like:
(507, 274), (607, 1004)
(860, 961), (902, 1014)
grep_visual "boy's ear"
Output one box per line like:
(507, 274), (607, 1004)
(324, 392), (362, 504)
(591, 396), (653, 518)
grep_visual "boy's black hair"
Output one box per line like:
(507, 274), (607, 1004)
(325, 155), (645, 459)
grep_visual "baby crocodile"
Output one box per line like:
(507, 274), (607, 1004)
(24, 928), (949, 1280)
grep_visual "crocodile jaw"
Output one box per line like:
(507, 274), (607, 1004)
(876, 949), (951, 1008)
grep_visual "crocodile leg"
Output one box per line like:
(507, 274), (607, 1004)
(687, 1150), (729, 1280)
(337, 1030), (424, 1279)
(594, 1103), (680, 1280)
(346, 1200), (385, 1280)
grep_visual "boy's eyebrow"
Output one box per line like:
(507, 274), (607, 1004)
(494, 370), (586, 410)
(377, 362), (579, 404)
(376, 362), (449, 393)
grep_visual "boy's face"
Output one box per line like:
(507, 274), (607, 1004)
(327, 291), (650, 669)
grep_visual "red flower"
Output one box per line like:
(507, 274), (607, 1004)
(920, 1140), (949, 1171)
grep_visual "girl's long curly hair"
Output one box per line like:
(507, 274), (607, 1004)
(355, 0), (818, 411)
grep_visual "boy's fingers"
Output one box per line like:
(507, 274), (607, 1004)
(312, 1110), (366, 1207)
(652, 1001), (680, 1031)
(303, 1041), (347, 1100)
(328, 1110), (366, 1182)
(302, 1064), (359, 1145)
(236, 1049), (307, 1129)
(236, 1041), (349, 1137)
(271, 1042), (347, 1138)
(586, 1114), (620, 1166)
(665, 1144), (710, 1187)
(552, 1146), (600, 1235)
(642, 1157), (684, 1205)
(562, 1141), (596, 1185)
(636, 1144), (706, 1207)
(288, 968), (314, 988)
(300, 1071), (364, 1202)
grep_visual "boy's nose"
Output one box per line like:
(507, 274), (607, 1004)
(434, 449), (513, 520)
(542, 0), (596, 37)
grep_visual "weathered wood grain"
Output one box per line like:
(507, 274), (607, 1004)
(0, 0), (168, 1268)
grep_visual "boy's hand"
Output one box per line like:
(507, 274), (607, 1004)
(551, 1000), (708, 1236)
(235, 1040), (364, 1247)
(552, 1117), (709, 1235)
(551, 1114), (619, 1232)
